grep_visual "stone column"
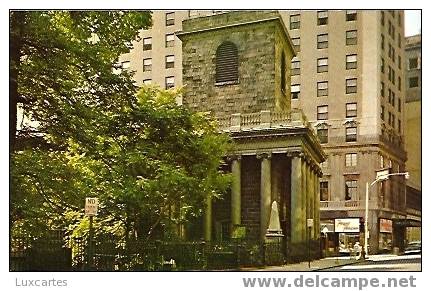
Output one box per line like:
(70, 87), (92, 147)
(290, 154), (303, 243)
(204, 195), (212, 241)
(258, 153), (272, 241)
(314, 168), (321, 240)
(231, 156), (242, 228)
(301, 156), (307, 241)
(307, 162), (316, 239)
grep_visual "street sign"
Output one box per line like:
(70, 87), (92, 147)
(307, 218), (314, 228)
(85, 197), (99, 216)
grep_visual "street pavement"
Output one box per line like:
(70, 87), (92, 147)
(325, 254), (421, 271)
(241, 254), (421, 272)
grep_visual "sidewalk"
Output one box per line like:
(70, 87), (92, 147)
(241, 256), (363, 271)
(240, 253), (419, 271)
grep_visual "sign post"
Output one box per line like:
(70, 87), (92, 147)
(85, 198), (98, 271)
(307, 218), (313, 268)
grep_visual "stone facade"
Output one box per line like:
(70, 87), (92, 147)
(178, 11), (325, 262)
(178, 11), (293, 118)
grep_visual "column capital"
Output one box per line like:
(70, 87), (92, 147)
(227, 154), (242, 162)
(256, 152), (272, 160)
(286, 151), (302, 158)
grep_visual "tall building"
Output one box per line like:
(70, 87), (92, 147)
(120, 10), (412, 254)
(404, 34), (421, 243)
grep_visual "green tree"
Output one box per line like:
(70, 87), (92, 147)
(10, 11), (231, 247)
(10, 11), (152, 151)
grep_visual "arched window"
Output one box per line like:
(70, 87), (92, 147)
(281, 51), (286, 93)
(216, 41), (238, 84)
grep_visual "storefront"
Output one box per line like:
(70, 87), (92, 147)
(334, 218), (361, 255)
(379, 218), (393, 253)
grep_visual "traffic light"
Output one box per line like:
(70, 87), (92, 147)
(359, 217), (365, 233)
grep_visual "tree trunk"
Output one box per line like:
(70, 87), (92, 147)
(10, 11), (25, 152)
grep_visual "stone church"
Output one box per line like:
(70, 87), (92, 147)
(177, 11), (326, 261)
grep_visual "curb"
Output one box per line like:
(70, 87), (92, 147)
(312, 259), (370, 271)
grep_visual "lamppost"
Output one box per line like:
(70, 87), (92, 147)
(363, 170), (409, 258)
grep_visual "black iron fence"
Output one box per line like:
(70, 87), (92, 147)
(11, 232), (292, 271)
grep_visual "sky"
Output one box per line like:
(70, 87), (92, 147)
(405, 10), (421, 36)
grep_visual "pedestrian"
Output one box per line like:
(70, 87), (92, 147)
(354, 242), (362, 260)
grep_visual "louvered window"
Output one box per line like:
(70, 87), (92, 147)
(216, 41), (239, 84)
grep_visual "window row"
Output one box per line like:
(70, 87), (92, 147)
(291, 54), (357, 76)
(143, 34), (175, 50)
(317, 126), (357, 144)
(143, 76), (175, 89)
(319, 179), (359, 201)
(289, 10), (357, 30)
(291, 78), (358, 100)
(143, 55), (176, 72)
(291, 31), (357, 52)
(316, 103), (357, 120)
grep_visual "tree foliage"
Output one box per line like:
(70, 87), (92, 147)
(10, 11), (231, 245)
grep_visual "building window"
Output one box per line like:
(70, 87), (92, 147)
(165, 55), (175, 69)
(317, 33), (328, 49)
(165, 76), (175, 89)
(381, 11), (385, 26)
(398, 98), (401, 112)
(346, 54), (357, 69)
(317, 128), (328, 144)
(381, 34), (385, 50)
(317, 81), (328, 97)
(215, 41), (239, 84)
(398, 33), (401, 48)
(409, 77), (419, 88)
(398, 119), (401, 133)
(290, 14), (300, 29)
(379, 154), (385, 168)
(398, 55), (401, 70)
(143, 79), (151, 85)
(398, 76), (401, 91)
(345, 180), (358, 200)
(291, 37), (300, 52)
(346, 103), (357, 118)
(166, 12), (175, 26)
(317, 58), (328, 73)
(143, 37), (152, 51)
(317, 105), (328, 120)
(143, 58), (152, 72)
(346, 78), (357, 94)
(346, 30), (357, 45)
(320, 181), (329, 201)
(346, 10), (357, 21)
(381, 105), (385, 120)
(317, 10), (328, 25)
(281, 52), (286, 93)
(409, 57), (419, 70)
(381, 57), (385, 73)
(291, 58), (300, 76)
(346, 126), (357, 142)
(381, 82), (385, 97)
(166, 34), (175, 47)
(345, 153), (357, 167)
(121, 61), (130, 69)
(291, 84), (300, 99)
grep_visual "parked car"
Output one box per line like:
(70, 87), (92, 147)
(404, 241), (421, 254)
